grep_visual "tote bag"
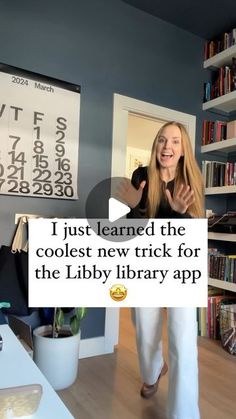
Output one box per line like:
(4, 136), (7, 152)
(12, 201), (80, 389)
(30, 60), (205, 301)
(0, 217), (29, 316)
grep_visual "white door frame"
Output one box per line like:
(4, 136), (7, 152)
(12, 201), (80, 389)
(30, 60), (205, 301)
(109, 93), (196, 346)
(79, 308), (120, 359)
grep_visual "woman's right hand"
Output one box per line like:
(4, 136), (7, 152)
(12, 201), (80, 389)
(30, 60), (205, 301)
(115, 178), (146, 209)
(165, 184), (195, 214)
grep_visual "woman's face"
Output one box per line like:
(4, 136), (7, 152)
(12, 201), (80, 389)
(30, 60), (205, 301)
(156, 124), (183, 172)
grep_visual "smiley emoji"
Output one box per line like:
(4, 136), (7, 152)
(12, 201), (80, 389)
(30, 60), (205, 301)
(110, 284), (127, 301)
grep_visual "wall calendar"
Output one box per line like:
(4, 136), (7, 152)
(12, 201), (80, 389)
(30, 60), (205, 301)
(0, 63), (80, 199)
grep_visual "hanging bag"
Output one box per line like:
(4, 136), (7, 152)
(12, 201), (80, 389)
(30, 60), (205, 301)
(0, 217), (29, 316)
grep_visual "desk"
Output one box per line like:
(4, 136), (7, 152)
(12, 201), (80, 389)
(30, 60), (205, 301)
(0, 325), (74, 418)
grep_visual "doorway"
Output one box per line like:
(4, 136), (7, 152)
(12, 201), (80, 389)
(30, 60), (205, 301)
(125, 113), (164, 179)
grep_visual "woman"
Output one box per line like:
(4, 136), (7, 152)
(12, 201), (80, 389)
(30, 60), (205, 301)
(119, 121), (204, 419)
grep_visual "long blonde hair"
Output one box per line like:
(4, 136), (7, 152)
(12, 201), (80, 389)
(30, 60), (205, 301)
(147, 121), (204, 218)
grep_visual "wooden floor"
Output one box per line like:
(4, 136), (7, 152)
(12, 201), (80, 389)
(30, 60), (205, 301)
(58, 308), (236, 419)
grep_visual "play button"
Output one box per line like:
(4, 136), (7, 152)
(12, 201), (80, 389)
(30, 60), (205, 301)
(108, 197), (130, 222)
(85, 177), (149, 242)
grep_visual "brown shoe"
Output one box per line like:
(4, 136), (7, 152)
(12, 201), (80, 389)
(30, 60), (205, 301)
(140, 362), (168, 399)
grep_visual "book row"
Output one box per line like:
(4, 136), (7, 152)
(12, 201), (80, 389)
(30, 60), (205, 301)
(202, 160), (236, 188)
(197, 292), (236, 343)
(203, 59), (236, 102)
(204, 27), (236, 60)
(208, 251), (236, 283)
(202, 120), (227, 145)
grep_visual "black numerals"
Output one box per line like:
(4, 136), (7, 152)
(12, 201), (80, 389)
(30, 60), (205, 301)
(7, 165), (24, 180)
(5, 134), (29, 194)
(33, 154), (49, 169)
(54, 171), (72, 185)
(8, 150), (26, 165)
(33, 182), (53, 196)
(0, 164), (4, 178)
(0, 109), (75, 198)
(54, 117), (74, 198)
(55, 184), (74, 197)
(55, 158), (71, 171)
(0, 179), (5, 191)
(7, 180), (30, 194)
(11, 76), (29, 86)
(33, 169), (52, 182)
(32, 119), (52, 196)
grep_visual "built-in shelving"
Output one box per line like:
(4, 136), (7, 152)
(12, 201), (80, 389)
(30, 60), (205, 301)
(201, 138), (236, 153)
(203, 44), (236, 113)
(209, 278), (236, 292)
(205, 185), (236, 195)
(202, 90), (236, 113)
(208, 232), (236, 242)
(204, 44), (236, 69)
(208, 232), (236, 293)
(203, 42), (236, 299)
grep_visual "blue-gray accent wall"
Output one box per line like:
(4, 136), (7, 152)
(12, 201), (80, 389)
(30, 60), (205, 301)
(0, 0), (211, 337)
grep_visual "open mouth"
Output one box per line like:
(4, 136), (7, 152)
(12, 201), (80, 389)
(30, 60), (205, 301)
(161, 152), (173, 160)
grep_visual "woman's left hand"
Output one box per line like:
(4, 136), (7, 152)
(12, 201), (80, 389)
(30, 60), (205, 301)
(165, 184), (195, 214)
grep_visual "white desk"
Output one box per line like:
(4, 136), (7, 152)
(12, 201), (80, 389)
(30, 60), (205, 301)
(0, 325), (74, 419)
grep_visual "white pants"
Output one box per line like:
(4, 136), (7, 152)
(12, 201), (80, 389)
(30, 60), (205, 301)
(134, 307), (200, 419)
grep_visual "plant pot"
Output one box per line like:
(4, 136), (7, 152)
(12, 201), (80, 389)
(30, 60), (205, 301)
(33, 325), (80, 390)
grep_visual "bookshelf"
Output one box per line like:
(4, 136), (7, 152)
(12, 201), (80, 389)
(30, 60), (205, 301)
(204, 44), (236, 69)
(202, 44), (236, 295)
(208, 233), (236, 292)
(202, 90), (236, 113)
(201, 137), (236, 153)
(203, 42), (236, 113)
(208, 232), (236, 242)
(209, 278), (236, 292)
(205, 185), (236, 195)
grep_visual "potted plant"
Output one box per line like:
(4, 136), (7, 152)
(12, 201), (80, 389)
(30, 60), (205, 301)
(33, 307), (87, 390)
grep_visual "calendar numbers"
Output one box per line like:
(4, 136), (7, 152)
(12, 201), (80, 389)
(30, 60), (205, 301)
(55, 144), (65, 157)
(7, 179), (30, 194)
(33, 155), (49, 169)
(33, 182), (53, 196)
(0, 111), (77, 198)
(54, 171), (72, 185)
(19, 181), (30, 194)
(11, 76), (29, 86)
(0, 164), (4, 178)
(3, 132), (28, 193)
(55, 158), (70, 171)
(7, 165), (24, 180)
(33, 141), (44, 154)
(8, 150), (26, 165)
(0, 164), (5, 191)
(9, 135), (21, 150)
(52, 117), (74, 198)
(55, 184), (74, 197)
(32, 169), (52, 182)
(0, 69), (79, 199)
(0, 179), (5, 190)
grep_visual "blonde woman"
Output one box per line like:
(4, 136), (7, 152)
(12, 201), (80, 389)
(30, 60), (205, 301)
(120, 121), (204, 419)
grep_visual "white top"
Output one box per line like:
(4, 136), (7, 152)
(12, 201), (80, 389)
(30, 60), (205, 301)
(0, 325), (74, 419)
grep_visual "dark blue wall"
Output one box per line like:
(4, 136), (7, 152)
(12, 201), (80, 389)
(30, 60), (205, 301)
(0, 0), (208, 337)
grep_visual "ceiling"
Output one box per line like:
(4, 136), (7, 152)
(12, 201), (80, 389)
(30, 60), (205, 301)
(123, 0), (236, 39)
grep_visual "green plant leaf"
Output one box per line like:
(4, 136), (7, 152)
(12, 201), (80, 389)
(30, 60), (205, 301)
(52, 307), (87, 337)
(70, 315), (80, 335)
(75, 307), (87, 321)
(56, 308), (64, 331)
